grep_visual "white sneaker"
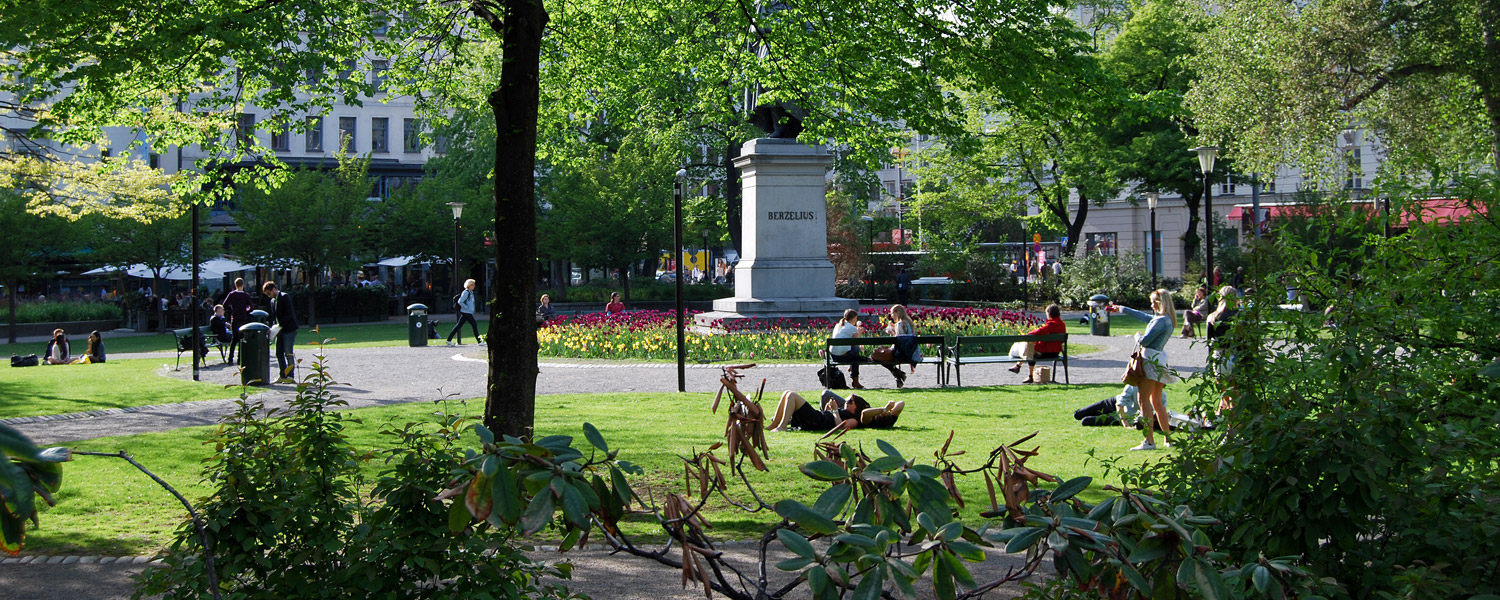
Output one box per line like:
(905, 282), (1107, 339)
(446, 340), (456, 347)
(1129, 441), (1156, 451)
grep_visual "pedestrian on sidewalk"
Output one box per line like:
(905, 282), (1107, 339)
(447, 279), (481, 346)
(262, 281), (298, 383)
(221, 278), (253, 365)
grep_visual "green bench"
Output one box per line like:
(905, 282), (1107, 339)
(824, 335), (949, 387)
(173, 327), (227, 369)
(943, 333), (1070, 386)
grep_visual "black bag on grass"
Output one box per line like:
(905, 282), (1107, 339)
(11, 354), (39, 367)
(817, 367), (848, 389)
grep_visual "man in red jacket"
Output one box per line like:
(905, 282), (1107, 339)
(1009, 303), (1066, 383)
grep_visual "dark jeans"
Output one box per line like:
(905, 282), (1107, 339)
(275, 329), (297, 380)
(832, 350), (902, 381)
(447, 312), (481, 343)
(227, 323), (245, 363)
(1073, 398), (1120, 426)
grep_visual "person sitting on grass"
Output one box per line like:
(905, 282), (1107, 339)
(43, 329), (70, 365)
(1008, 303), (1066, 384)
(765, 388), (904, 438)
(70, 330), (106, 364)
(1073, 385), (1167, 429)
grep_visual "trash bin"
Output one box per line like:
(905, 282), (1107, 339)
(238, 322), (271, 385)
(250, 309), (271, 324)
(1087, 294), (1111, 336)
(407, 303), (429, 347)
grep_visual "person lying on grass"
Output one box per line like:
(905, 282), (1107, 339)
(717, 373), (904, 439)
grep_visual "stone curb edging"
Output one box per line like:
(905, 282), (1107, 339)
(0, 398), (241, 427)
(0, 555), (159, 566)
(0, 540), (770, 566)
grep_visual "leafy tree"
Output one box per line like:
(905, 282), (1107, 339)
(0, 190), (79, 342)
(87, 201), (201, 332)
(1099, 0), (1215, 273)
(538, 128), (681, 302)
(232, 157), (372, 325)
(1187, 0), (1500, 176)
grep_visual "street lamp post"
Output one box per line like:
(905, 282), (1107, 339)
(673, 170), (686, 392)
(1190, 146), (1218, 286)
(861, 214), (874, 304)
(701, 228), (710, 284)
(447, 202), (464, 306)
(1145, 192), (1159, 291)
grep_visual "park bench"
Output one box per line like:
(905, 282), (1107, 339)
(173, 327), (227, 369)
(943, 333), (1069, 386)
(824, 335), (948, 387)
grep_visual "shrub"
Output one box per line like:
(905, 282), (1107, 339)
(134, 353), (573, 600)
(0, 301), (124, 324)
(1131, 176), (1500, 597)
(1057, 252), (1155, 308)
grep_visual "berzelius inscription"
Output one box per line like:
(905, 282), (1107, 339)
(766, 211), (816, 221)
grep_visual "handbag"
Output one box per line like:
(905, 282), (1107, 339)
(10, 354), (39, 367)
(1121, 347), (1148, 387)
(871, 346), (896, 363)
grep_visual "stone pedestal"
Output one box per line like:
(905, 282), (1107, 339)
(695, 139), (857, 331)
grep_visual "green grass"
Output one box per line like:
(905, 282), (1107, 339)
(26, 382), (1193, 556)
(0, 359), (261, 419)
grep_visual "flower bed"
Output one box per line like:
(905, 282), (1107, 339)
(538, 307), (1041, 361)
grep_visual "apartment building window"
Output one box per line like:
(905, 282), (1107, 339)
(1264, 178), (1276, 193)
(237, 113), (256, 148)
(339, 116), (357, 151)
(148, 153), (160, 169)
(434, 133), (450, 154)
(1345, 148), (1363, 189)
(304, 67), (323, 86)
(402, 118), (423, 153)
(1219, 173), (1236, 195)
(371, 117), (389, 152)
(305, 117), (324, 152)
(270, 127), (290, 152)
(371, 60), (389, 91)
(1085, 232), (1117, 257)
(337, 59), (355, 81)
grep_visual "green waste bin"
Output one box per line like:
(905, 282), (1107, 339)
(238, 322), (271, 385)
(1087, 294), (1111, 336)
(407, 303), (429, 347)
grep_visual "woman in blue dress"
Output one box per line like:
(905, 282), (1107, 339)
(1110, 290), (1177, 450)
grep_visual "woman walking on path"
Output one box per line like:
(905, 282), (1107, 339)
(1110, 290), (1178, 450)
(447, 279), (481, 346)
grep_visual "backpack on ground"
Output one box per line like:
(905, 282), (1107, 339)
(10, 354), (39, 367)
(817, 366), (848, 389)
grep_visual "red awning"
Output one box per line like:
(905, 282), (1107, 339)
(1227, 199), (1486, 227)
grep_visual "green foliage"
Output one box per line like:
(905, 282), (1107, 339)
(561, 280), (728, 303)
(0, 424), (70, 556)
(0, 301), (123, 324)
(1057, 252), (1155, 308)
(134, 354), (575, 599)
(232, 158), (374, 285)
(1133, 175), (1500, 596)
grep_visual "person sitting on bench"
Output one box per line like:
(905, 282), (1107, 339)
(825, 308), (905, 389)
(1008, 304), (1066, 383)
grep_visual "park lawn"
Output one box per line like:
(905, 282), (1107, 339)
(0, 358), (261, 419)
(25, 382), (1195, 557)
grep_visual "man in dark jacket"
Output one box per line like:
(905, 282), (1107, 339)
(262, 281), (299, 383)
(221, 278), (254, 365)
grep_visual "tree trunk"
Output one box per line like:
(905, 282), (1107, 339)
(1064, 190), (1089, 257)
(483, 0), (546, 440)
(724, 140), (743, 255)
(1480, 0), (1500, 171)
(1182, 189), (1203, 274)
